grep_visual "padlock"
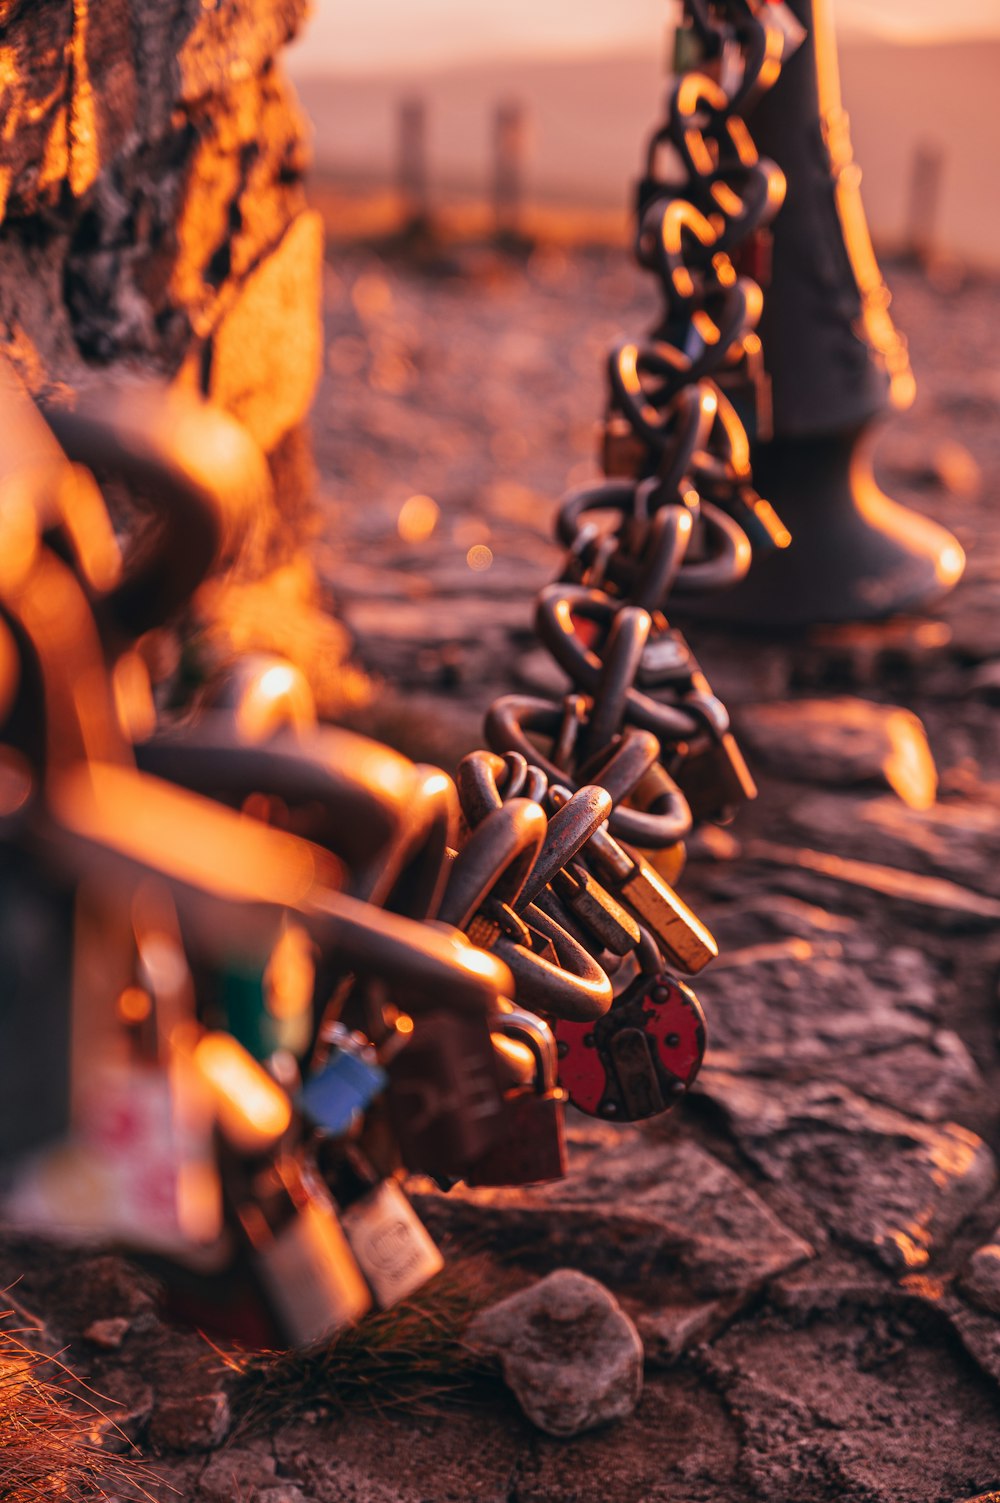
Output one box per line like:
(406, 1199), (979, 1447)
(237, 1155), (371, 1345)
(548, 786), (716, 975)
(671, 727), (757, 824)
(635, 625), (698, 688)
(584, 827), (717, 975)
(385, 1009), (505, 1179)
(465, 1007), (568, 1187)
(496, 901), (613, 1023)
(220, 918), (315, 1061)
(327, 1147), (443, 1309)
(621, 761), (688, 888)
(298, 1023), (387, 1138)
(2, 881), (228, 1261)
(549, 863), (640, 957)
(555, 970), (706, 1121)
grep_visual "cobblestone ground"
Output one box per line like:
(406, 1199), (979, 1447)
(5, 244), (1000, 1502)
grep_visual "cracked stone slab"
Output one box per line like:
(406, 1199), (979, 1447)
(273, 1410), (527, 1503)
(411, 1125), (812, 1361)
(784, 788), (1000, 899)
(695, 930), (980, 1121)
(698, 1072), (997, 1270)
(702, 1306), (1000, 1503)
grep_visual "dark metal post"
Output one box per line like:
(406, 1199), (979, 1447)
(698, 0), (965, 626)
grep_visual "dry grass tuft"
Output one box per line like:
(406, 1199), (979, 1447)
(227, 1255), (518, 1427)
(0, 1309), (157, 1502)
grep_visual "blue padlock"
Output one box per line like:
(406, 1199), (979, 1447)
(298, 1045), (387, 1138)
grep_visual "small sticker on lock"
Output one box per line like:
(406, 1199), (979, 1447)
(340, 1179), (444, 1309)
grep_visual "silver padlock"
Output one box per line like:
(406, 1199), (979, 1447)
(335, 1151), (444, 1309)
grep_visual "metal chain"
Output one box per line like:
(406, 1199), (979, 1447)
(488, 0), (804, 836)
(0, 6), (813, 1338)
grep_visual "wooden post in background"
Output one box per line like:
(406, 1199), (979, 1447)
(397, 96), (430, 231)
(493, 100), (526, 243)
(905, 142), (945, 267)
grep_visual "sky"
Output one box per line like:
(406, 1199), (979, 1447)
(288, 0), (1000, 75)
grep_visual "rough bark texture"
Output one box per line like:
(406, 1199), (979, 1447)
(0, 1), (315, 421)
(0, 0), (359, 707)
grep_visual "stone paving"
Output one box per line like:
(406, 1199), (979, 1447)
(5, 245), (1000, 1501)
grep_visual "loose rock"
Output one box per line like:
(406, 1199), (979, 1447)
(738, 696), (937, 808)
(465, 1269), (643, 1437)
(148, 1390), (232, 1453)
(197, 1446), (278, 1503)
(962, 1239), (1000, 1317)
(83, 1315), (130, 1349)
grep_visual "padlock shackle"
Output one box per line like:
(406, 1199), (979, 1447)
(136, 720), (455, 920)
(488, 695), (691, 849)
(518, 784), (612, 908)
(455, 749), (529, 827)
(496, 902), (612, 1022)
(41, 383), (272, 639)
(437, 797), (546, 929)
(39, 760), (509, 1025)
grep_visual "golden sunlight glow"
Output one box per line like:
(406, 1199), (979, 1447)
(194, 1031), (293, 1153)
(264, 921), (315, 1021)
(935, 542), (966, 589)
(419, 769), (454, 799)
(116, 985), (152, 1025)
(112, 650), (158, 743)
(62, 465), (122, 594)
(691, 309), (721, 346)
(676, 74), (726, 118)
(397, 492), (440, 543)
(752, 498), (792, 550)
(234, 660), (318, 742)
(882, 709), (938, 811)
(51, 763), (340, 907)
(466, 543), (494, 571)
(0, 490), (39, 594)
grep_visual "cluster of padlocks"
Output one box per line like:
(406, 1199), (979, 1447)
(0, 0), (966, 1351)
(0, 0), (802, 1349)
(0, 356), (739, 1345)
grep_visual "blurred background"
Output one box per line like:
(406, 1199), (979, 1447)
(288, 0), (1000, 266)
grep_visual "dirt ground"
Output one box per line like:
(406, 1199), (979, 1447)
(6, 238), (1000, 1503)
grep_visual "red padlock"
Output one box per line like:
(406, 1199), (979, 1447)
(555, 970), (706, 1122)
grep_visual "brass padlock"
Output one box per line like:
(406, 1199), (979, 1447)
(583, 824), (717, 976)
(549, 863), (640, 957)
